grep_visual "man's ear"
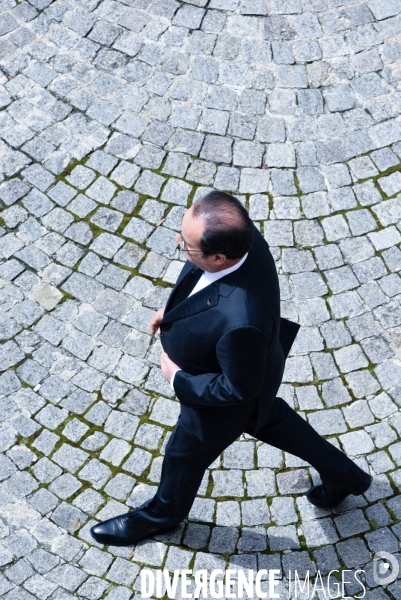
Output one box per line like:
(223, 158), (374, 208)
(214, 253), (227, 265)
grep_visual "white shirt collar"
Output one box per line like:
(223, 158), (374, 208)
(202, 252), (249, 283)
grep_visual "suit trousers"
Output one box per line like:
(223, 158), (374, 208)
(137, 397), (366, 527)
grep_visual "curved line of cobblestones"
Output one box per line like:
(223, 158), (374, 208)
(1, 0), (401, 598)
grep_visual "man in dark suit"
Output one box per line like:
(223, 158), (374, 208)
(91, 192), (371, 547)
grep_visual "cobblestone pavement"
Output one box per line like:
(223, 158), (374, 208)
(2, 0), (401, 598)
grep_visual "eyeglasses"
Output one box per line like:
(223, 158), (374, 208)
(178, 232), (204, 253)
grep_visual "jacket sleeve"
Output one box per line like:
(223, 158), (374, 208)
(173, 326), (268, 407)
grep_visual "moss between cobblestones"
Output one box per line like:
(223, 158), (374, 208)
(331, 567), (346, 582)
(153, 276), (176, 290)
(54, 157), (86, 181)
(298, 533), (308, 550)
(386, 505), (400, 525)
(368, 518), (378, 531)
(361, 160), (401, 194)
(387, 473), (400, 498)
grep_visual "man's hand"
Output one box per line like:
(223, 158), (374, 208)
(161, 351), (180, 384)
(150, 307), (165, 336)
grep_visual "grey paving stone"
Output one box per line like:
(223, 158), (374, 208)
(335, 509), (370, 538)
(239, 167), (270, 194)
(343, 398), (375, 428)
(336, 538), (371, 569)
(294, 385), (322, 410)
(47, 564), (88, 592)
(366, 423), (397, 451)
(139, 199), (167, 225)
(108, 162), (139, 189)
(81, 431), (109, 454)
(78, 458), (111, 490)
(52, 443), (88, 474)
(272, 41), (294, 64)
(313, 545), (340, 575)
(366, 503), (392, 528)
(200, 134), (233, 163)
(282, 551), (316, 579)
(61, 328), (95, 361)
(268, 525), (300, 551)
(340, 430), (375, 456)
(208, 526), (238, 554)
(368, 451), (395, 475)
(310, 352), (338, 381)
(5, 470), (38, 498)
(5, 559), (35, 586)
(167, 128), (205, 156)
(211, 469), (243, 497)
(369, 392), (398, 419)
(106, 557), (139, 587)
(271, 497), (297, 526)
(276, 469), (310, 495)
(72, 492), (104, 521)
(48, 473), (82, 500)
(183, 523), (210, 550)
(240, 527), (267, 552)
(99, 438), (131, 467)
(228, 553), (259, 580)
(96, 265), (130, 291)
(66, 194), (97, 218)
(103, 410), (139, 442)
(352, 181), (382, 209)
(353, 256), (387, 284)
(16, 359), (46, 387)
(0, 340), (25, 372)
(365, 527), (399, 554)
(223, 441), (254, 469)
(120, 389), (151, 418)
(123, 447), (152, 478)
(32, 430), (59, 457)
(334, 344), (369, 374)
(291, 272), (327, 299)
(308, 408), (347, 436)
(0, 371), (21, 396)
(346, 209), (377, 237)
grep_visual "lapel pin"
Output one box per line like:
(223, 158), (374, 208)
(207, 300), (210, 305)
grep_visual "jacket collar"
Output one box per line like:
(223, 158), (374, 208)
(161, 245), (255, 324)
(215, 246), (254, 297)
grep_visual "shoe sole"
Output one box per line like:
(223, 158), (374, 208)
(307, 473), (373, 509)
(90, 524), (177, 547)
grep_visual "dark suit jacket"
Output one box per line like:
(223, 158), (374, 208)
(160, 224), (299, 441)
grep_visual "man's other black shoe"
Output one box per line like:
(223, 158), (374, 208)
(306, 472), (372, 508)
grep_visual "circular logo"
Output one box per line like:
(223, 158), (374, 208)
(373, 552), (399, 586)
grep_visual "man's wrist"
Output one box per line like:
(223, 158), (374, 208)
(170, 369), (181, 391)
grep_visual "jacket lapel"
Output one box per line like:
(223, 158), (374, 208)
(164, 262), (198, 314)
(167, 265), (203, 312)
(162, 233), (258, 325)
(161, 282), (219, 324)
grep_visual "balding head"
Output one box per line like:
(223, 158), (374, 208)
(192, 191), (253, 259)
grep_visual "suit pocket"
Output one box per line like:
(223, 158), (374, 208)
(180, 323), (218, 372)
(180, 323), (206, 357)
(180, 323), (207, 345)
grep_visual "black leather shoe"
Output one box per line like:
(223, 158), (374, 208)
(307, 472), (372, 508)
(90, 510), (177, 547)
